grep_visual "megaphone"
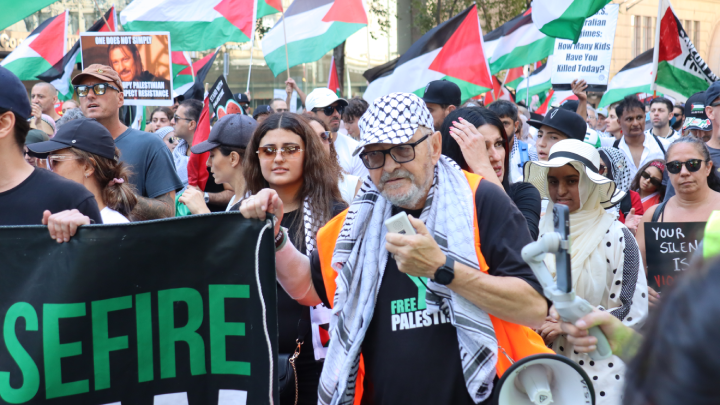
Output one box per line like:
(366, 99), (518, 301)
(494, 353), (595, 405)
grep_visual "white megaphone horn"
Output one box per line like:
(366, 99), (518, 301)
(494, 353), (595, 405)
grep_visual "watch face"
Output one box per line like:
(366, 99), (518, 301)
(435, 266), (454, 285)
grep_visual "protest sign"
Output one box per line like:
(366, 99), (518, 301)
(0, 213), (278, 404)
(209, 76), (244, 118)
(644, 221), (705, 291)
(80, 32), (173, 106)
(551, 4), (618, 93)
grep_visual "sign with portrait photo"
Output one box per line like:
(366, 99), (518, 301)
(80, 32), (173, 106)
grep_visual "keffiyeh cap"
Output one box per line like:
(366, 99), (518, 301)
(353, 92), (434, 156)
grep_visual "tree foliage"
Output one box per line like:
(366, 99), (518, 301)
(411, 0), (528, 35)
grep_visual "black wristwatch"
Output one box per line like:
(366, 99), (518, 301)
(433, 256), (455, 285)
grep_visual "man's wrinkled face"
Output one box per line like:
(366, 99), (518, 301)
(77, 77), (123, 121)
(31, 84), (56, 114)
(109, 47), (138, 82)
(619, 107), (646, 138)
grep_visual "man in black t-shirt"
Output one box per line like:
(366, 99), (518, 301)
(0, 66), (102, 241)
(241, 93), (550, 404)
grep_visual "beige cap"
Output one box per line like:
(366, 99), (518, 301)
(71, 64), (124, 92)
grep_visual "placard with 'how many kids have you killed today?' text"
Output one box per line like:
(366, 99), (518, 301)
(80, 32), (173, 106)
(0, 213), (278, 404)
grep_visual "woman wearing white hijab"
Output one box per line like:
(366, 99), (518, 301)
(524, 139), (648, 405)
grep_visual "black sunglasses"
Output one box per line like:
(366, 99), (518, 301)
(641, 171), (663, 187)
(314, 104), (344, 116)
(359, 135), (429, 170)
(673, 113), (683, 117)
(666, 159), (706, 174)
(173, 114), (193, 122)
(75, 83), (120, 97)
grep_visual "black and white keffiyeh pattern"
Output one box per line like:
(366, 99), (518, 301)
(354, 92), (435, 155)
(599, 147), (632, 193)
(318, 157), (497, 405)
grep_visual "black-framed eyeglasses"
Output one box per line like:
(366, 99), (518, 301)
(75, 83), (120, 97)
(314, 104), (344, 116)
(666, 159), (706, 174)
(319, 131), (332, 143)
(173, 115), (193, 122)
(673, 113), (683, 117)
(641, 171), (663, 187)
(359, 135), (429, 170)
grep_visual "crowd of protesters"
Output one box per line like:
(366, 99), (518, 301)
(4, 58), (720, 405)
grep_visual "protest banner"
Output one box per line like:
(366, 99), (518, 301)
(0, 213), (278, 404)
(644, 221), (705, 291)
(209, 76), (244, 118)
(80, 32), (173, 106)
(551, 4), (618, 93)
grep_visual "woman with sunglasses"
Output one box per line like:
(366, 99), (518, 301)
(303, 114), (362, 204)
(442, 107), (542, 239)
(630, 159), (666, 212)
(597, 147), (644, 235)
(27, 118), (137, 224)
(243, 113), (345, 405)
(636, 137), (720, 308)
(154, 126), (178, 153)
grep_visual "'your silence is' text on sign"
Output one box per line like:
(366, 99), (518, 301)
(644, 221), (705, 291)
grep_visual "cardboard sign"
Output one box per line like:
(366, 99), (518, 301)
(551, 4), (618, 92)
(644, 221), (705, 291)
(0, 214), (278, 404)
(209, 76), (244, 118)
(80, 32), (173, 106)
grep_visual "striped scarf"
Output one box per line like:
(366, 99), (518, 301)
(318, 157), (498, 404)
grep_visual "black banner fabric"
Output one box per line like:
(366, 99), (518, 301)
(0, 213), (278, 405)
(644, 221), (705, 292)
(209, 76), (244, 118)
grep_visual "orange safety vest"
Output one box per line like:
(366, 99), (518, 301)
(316, 171), (553, 404)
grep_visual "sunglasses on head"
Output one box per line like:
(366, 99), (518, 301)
(319, 131), (332, 143)
(641, 171), (663, 187)
(314, 104), (344, 116)
(75, 83), (120, 97)
(666, 159), (706, 174)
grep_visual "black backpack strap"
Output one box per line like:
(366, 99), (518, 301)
(620, 192), (633, 217)
(653, 134), (667, 155)
(613, 138), (621, 148)
(651, 201), (667, 222)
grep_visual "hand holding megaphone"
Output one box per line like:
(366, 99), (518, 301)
(550, 306), (635, 360)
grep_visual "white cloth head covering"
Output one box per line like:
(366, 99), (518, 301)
(538, 161), (617, 306)
(154, 126), (174, 140)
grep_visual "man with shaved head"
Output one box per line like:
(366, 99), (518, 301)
(31, 82), (61, 122)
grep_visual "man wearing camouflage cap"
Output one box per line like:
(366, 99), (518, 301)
(241, 93), (550, 404)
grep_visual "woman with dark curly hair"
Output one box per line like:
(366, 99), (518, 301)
(629, 159), (666, 211)
(242, 112), (346, 405)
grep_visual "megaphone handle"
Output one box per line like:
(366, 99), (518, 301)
(588, 326), (613, 360)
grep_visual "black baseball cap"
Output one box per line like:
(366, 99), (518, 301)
(705, 81), (720, 106)
(27, 118), (116, 160)
(559, 100), (579, 112)
(253, 105), (273, 119)
(422, 80), (461, 106)
(684, 91), (712, 131)
(528, 108), (587, 141)
(234, 93), (250, 104)
(0, 66), (31, 120)
(191, 114), (257, 154)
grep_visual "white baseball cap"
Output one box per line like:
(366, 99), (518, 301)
(305, 88), (348, 112)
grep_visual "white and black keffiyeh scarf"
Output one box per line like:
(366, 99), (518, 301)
(318, 157), (497, 405)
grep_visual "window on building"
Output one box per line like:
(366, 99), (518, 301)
(644, 16), (654, 51)
(632, 15), (642, 58)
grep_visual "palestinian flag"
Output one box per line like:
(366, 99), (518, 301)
(483, 76), (512, 104)
(0, 0), (56, 31)
(262, 0), (367, 76)
(363, 5), (491, 103)
(188, 97), (212, 190)
(120, 0), (281, 51)
(652, 0), (717, 101)
(598, 49), (653, 108)
(515, 55), (553, 105)
(180, 49), (220, 101)
(483, 9), (555, 74)
(1, 11), (68, 81)
(328, 56), (341, 96)
(37, 7), (117, 101)
(532, 0), (612, 43)
(504, 66), (525, 89)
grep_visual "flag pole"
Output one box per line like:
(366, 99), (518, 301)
(92, 0), (113, 31)
(247, 0), (259, 93)
(525, 65), (529, 109)
(281, 10), (291, 80)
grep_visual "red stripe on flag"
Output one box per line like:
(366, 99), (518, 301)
(29, 13), (67, 67)
(98, 6), (116, 32)
(428, 5), (492, 89)
(266, 0), (283, 12)
(535, 89), (553, 115)
(172, 51), (191, 67)
(214, 0), (255, 38)
(505, 67), (524, 84)
(187, 97), (211, 189)
(322, 0), (368, 24)
(328, 57), (341, 96)
(658, 7), (682, 62)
